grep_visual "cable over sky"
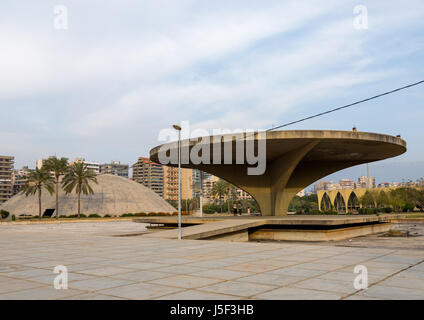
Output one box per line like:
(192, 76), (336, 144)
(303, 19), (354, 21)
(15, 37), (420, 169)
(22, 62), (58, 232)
(266, 79), (424, 132)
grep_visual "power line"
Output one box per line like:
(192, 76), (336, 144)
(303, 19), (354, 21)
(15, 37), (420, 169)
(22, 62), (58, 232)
(266, 79), (424, 132)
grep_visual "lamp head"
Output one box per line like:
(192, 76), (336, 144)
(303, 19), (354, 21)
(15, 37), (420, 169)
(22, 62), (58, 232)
(173, 124), (182, 131)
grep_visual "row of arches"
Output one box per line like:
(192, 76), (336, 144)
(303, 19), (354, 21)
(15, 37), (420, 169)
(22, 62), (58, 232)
(317, 187), (398, 213)
(319, 191), (360, 212)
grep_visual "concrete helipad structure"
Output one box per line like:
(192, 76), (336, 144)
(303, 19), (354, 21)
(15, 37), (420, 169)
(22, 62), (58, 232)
(150, 130), (406, 216)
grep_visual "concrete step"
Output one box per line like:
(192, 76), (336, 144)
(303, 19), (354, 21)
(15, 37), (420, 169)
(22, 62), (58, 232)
(143, 219), (266, 240)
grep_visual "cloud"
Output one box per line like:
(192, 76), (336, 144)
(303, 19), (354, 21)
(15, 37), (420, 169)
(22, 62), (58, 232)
(0, 0), (423, 174)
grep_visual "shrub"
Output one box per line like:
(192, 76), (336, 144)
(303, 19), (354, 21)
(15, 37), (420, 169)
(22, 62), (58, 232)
(296, 209), (338, 215)
(383, 206), (393, 213)
(88, 214), (101, 218)
(202, 204), (221, 214)
(0, 209), (10, 219)
(121, 213), (135, 217)
(12, 215), (15, 221)
(358, 208), (377, 215)
(135, 212), (147, 216)
(104, 214), (111, 218)
(403, 203), (415, 212)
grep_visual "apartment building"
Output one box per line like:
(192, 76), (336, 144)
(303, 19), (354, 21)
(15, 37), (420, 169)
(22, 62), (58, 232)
(72, 158), (100, 174)
(100, 161), (129, 178)
(163, 166), (193, 200)
(357, 176), (376, 189)
(12, 166), (32, 195)
(132, 157), (164, 197)
(237, 188), (252, 200)
(202, 175), (220, 203)
(0, 156), (14, 203)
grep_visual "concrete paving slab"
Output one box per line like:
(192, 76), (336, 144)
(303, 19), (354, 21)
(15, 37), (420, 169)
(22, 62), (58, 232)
(0, 279), (44, 294)
(157, 289), (242, 300)
(254, 287), (343, 300)
(63, 292), (124, 300)
(191, 269), (252, 280)
(0, 286), (84, 300)
(201, 280), (276, 297)
(99, 282), (183, 299)
(70, 277), (135, 291)
(360, 285), (424, 299)
(291, 278), (359, 295)
(237, 273), (304, 286)
(110, 270), (173, 282)
(149, 275), (223, 289)
(269, 266), (326, 278)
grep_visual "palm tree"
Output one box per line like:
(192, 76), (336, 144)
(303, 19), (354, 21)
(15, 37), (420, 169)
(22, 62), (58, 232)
(226, 184), (238, 214)
(44, 156), (69, 219)
(62, 162), (98, 218)
(212, 179), (230, 213)
(21, 168), (55, 219)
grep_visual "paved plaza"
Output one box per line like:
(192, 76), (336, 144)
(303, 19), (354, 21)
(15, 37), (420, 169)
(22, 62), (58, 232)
(0, 221), (423, 300)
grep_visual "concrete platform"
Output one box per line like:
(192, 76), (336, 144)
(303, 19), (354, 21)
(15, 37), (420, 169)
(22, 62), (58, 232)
(1, 221), (424, 300)
(134, 214), (406, 242)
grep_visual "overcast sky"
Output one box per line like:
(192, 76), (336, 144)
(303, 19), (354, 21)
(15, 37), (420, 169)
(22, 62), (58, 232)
(1, 1), (423, 184)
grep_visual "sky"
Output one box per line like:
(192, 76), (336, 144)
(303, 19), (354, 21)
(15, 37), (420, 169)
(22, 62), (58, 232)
(1, 1), (423, 186)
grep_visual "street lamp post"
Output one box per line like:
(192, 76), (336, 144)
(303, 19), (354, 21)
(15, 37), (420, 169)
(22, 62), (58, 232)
(173, 124), (182, 240)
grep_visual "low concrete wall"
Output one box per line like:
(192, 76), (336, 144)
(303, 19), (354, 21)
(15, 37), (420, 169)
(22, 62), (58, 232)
(249, 223), (392, 242)
(204, 230), (249, 242)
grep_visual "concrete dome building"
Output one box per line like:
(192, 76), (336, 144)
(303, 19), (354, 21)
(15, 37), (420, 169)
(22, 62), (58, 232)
(0, 174), (176, 217)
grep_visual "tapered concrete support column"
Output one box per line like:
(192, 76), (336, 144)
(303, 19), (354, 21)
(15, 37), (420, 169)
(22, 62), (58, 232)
(251, 140), (319, 216)
(197, 140), (319, 216)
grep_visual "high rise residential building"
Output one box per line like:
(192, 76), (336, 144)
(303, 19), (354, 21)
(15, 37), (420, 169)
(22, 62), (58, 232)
(12, 166), (32, 195)
(357, 176), (376, 188)
(163, 166), (193, 200)
(339, 179), (355, 189)
(202, 175), (220, 203)
(100, 161), (129, 178)
(314, 180), (335, 192)
(132, 157), (164, 197)
(0, 156), (14, 203)
(192, 169), (211, 198)
(237, 188), (252, 200)
(71, 158), (100, 173)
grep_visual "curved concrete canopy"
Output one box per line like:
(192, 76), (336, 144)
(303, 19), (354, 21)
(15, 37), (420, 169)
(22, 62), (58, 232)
(150, 130), (406, 216)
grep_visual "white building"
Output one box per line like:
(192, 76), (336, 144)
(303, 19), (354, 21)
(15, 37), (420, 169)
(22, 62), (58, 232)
(357, 176), (376, 188)
(72, 158), (100, 174)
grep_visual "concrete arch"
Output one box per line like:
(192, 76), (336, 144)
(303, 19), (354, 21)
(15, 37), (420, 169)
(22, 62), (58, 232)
(347, 191), (360, 212)
(318, 192), (332, 211)
(334, 192), (347, 212)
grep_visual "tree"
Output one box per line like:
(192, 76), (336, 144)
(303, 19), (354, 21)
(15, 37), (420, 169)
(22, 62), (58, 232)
(44, 156), (69, 219)
(62, 162), (98, 218)
(360, 190), (377, 208)
(211, 179), (229, 213)
(226, 184), (238, 214)
(21, 168), (55, 219)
